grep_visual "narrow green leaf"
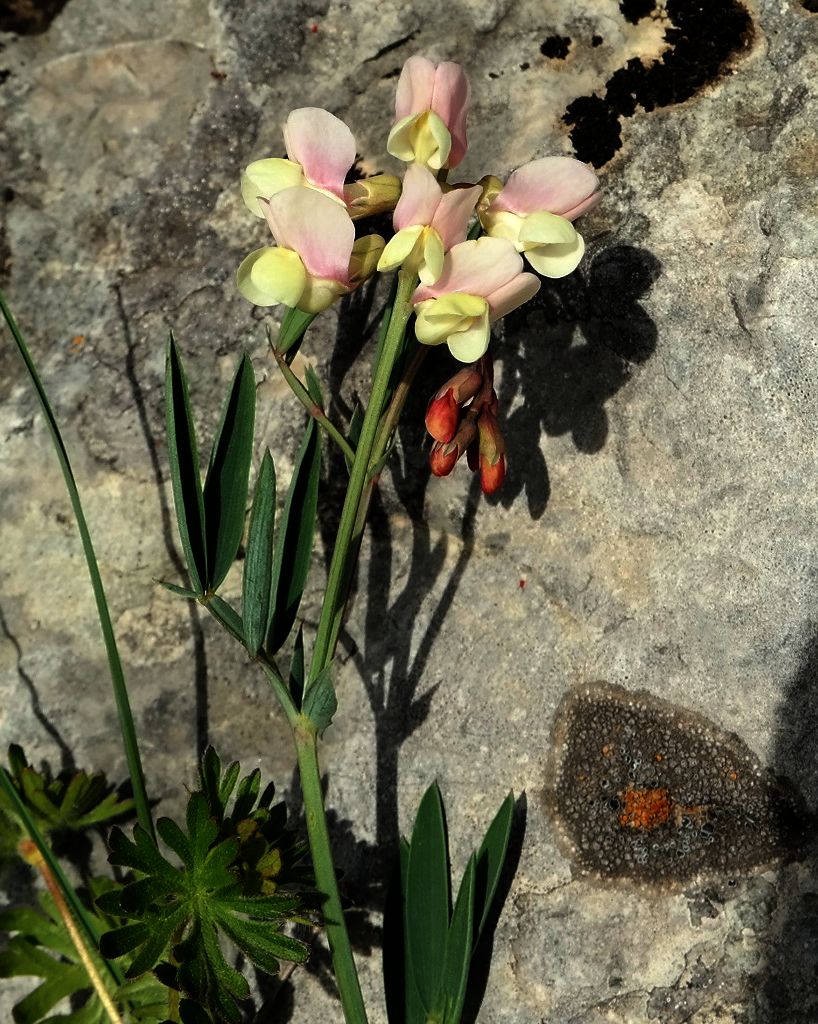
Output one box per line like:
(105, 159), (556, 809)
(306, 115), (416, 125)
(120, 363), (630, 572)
(155, 579), (199, 598)
(397, 837), (426, 1024)
(206, 595), (244, 645)
(347, 403), (364, 450)
(474, 792), (514, 940)
(2, 293), (154, 844)
(288, 625), (305, 710)
(304, 364), (324, 407)
(406, 782), (450, 1015)
(165, 334), (207, 595)
(203, 354), (256, 592)
(440, 854), (476, 1024)
(266, 418), (321, 654)
(242, 449), (276, 654)
(275, 307), (317, 361)
(301, 663), (336, 737)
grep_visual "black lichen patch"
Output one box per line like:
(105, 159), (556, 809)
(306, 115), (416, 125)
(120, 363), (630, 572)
(803, 0), (818, 11)
(565, 0), (754, 166)
(592, 34), (604, 47)
(546, 683), (809, 885)
(620, 0), (656, 23)
(540, 35), (571, 60)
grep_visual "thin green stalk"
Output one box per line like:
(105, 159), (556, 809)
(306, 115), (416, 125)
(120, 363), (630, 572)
(271, 345), (356, 465)
(307, 268), (416, 686)
(0, 767), (124, 988)
(0, 293), (155, 844)
(295, 724), (367, 1024)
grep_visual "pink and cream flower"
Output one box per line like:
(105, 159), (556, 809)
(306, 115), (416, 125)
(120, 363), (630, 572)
(237, 187), (383, 314)
(412, 236), (540, 362)
(387, 56), (470, 171)
(377, 164), (481, 284)
(479, 156), (600, 278)
(241, 107), (357, 217)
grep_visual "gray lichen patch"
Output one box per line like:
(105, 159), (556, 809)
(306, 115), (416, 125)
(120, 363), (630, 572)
(546, 683), (809, 885)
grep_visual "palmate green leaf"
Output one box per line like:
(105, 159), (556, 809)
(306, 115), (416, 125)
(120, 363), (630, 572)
(405, 782), (450, 1016)
(265, 417), (321, 655)
(165, 334), (207, 595)
(0, 890), (166, 1024)
(301, 663), (337, 737)
(242, 449), (276, 654)
(203, 355), (256, 592)
(100, 774), (310, 1023)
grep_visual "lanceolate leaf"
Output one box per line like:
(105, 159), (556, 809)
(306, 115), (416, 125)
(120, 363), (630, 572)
(242, 450), (276, 654)
(165, 335), (207, 595)
(301, 663), (337, 737)
(474, 792), (514, 940)
(440, 854), (476, 1024)
(304, 364), (324, 407)
(406, 782), (450, 1015)
(288, 625), (306, 710)
(266, 418), (321, 654)
(206, 596), (244, 645)
(203, 355), (256, 592)
(276, 307), (317, 361)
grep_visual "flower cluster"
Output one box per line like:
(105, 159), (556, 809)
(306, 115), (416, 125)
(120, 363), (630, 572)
(238, 54), (600, 491)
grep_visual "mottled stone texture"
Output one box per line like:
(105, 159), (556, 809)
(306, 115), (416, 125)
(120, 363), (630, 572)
(1, 0), (818, 1021)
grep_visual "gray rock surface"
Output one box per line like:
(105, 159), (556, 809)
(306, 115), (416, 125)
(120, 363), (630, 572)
(2, 0), (818, 1020)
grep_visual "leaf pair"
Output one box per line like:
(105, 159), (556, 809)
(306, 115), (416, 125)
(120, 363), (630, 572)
(396, 785), (514, 1024)
(166, 337), (321, 659)
(165, 336), (255, 597)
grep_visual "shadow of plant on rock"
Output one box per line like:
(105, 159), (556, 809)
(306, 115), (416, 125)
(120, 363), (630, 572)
(493, 243), (662, 518)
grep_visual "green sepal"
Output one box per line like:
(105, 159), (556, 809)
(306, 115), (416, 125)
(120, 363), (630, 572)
(265, 418), (321, 655)
(301, 663), (337, 737)
(165, 334), (207, 595)
(203, 354), (256, 592)
(241, 449), (276, 654)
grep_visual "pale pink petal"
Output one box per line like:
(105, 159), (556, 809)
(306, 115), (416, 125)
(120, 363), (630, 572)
(395, 56), (436, 120)
(561, 189), (603, 222)
(429, 62), (470, 167)
(491, 157), (599, 218)
(486, 272), (540, 320)
(283, 107), (356, 199)
(432, 184), (481, 251)
(262, 188), (354, 284)
(393, 164), (442, 230)
(414, 237), (524, 303)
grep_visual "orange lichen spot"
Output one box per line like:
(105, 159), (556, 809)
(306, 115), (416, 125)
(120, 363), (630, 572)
(70, 334), (85, 349)
(619, 786), (672, 830)
(728, 770), (738, 781)
(654, 753), (664, 762)
(601, 744), (614, 757)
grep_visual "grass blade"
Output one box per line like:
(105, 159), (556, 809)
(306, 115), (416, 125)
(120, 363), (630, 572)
(405, 782), (449, 1015)
(266, 418), (321, 655)
(165, 334), (207, 595)
(242, 449), (276, 654)
(203, 354), (256, 592)
(2, 292), (154, 844)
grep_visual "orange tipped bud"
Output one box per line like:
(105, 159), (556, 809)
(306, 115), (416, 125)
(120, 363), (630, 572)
(433, 365), (483, 405)
(425, 389), (459, 443)
(479, 452), (506, 494)
(430, 441), (460, 477)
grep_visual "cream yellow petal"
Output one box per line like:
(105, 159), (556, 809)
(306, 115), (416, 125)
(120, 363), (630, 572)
(447, 307), (491, 362)
(236, 246), (306, 306)
(387, 111), (451, 170)
(418, 230), (445, 285)
(298, 276), (349, 313)
(523, 231), (585, 279)
(519, 210), (576, 247)
(241, 159), (305, 217)
(480, 209), (524, 249)
(414, 293), (487, 345)
(377, 225), (424, 273)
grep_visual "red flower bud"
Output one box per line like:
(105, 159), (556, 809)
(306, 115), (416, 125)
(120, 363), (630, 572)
(479, 452), (506, 494)
(425, 388), (459, 443)
(429, 440), (460, 477)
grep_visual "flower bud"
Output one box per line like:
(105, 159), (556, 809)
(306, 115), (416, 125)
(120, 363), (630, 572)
(344, 174), (402, 220)
(479, 452), (506, 495)
(348, 234), (386, 286)
(429, 440), (460, 477)
(425, 388), (459, 443)
(474, 400), (507, 494)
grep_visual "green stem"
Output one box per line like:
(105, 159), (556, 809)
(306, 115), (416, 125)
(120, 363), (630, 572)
(0, 292), (155, 844)
(295, 724), (367, 1024)
(271, 346), (356, 465)
(307, 268), (416, 686)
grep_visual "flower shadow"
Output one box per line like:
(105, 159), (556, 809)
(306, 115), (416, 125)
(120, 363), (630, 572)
(493, 243), (662, 518)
